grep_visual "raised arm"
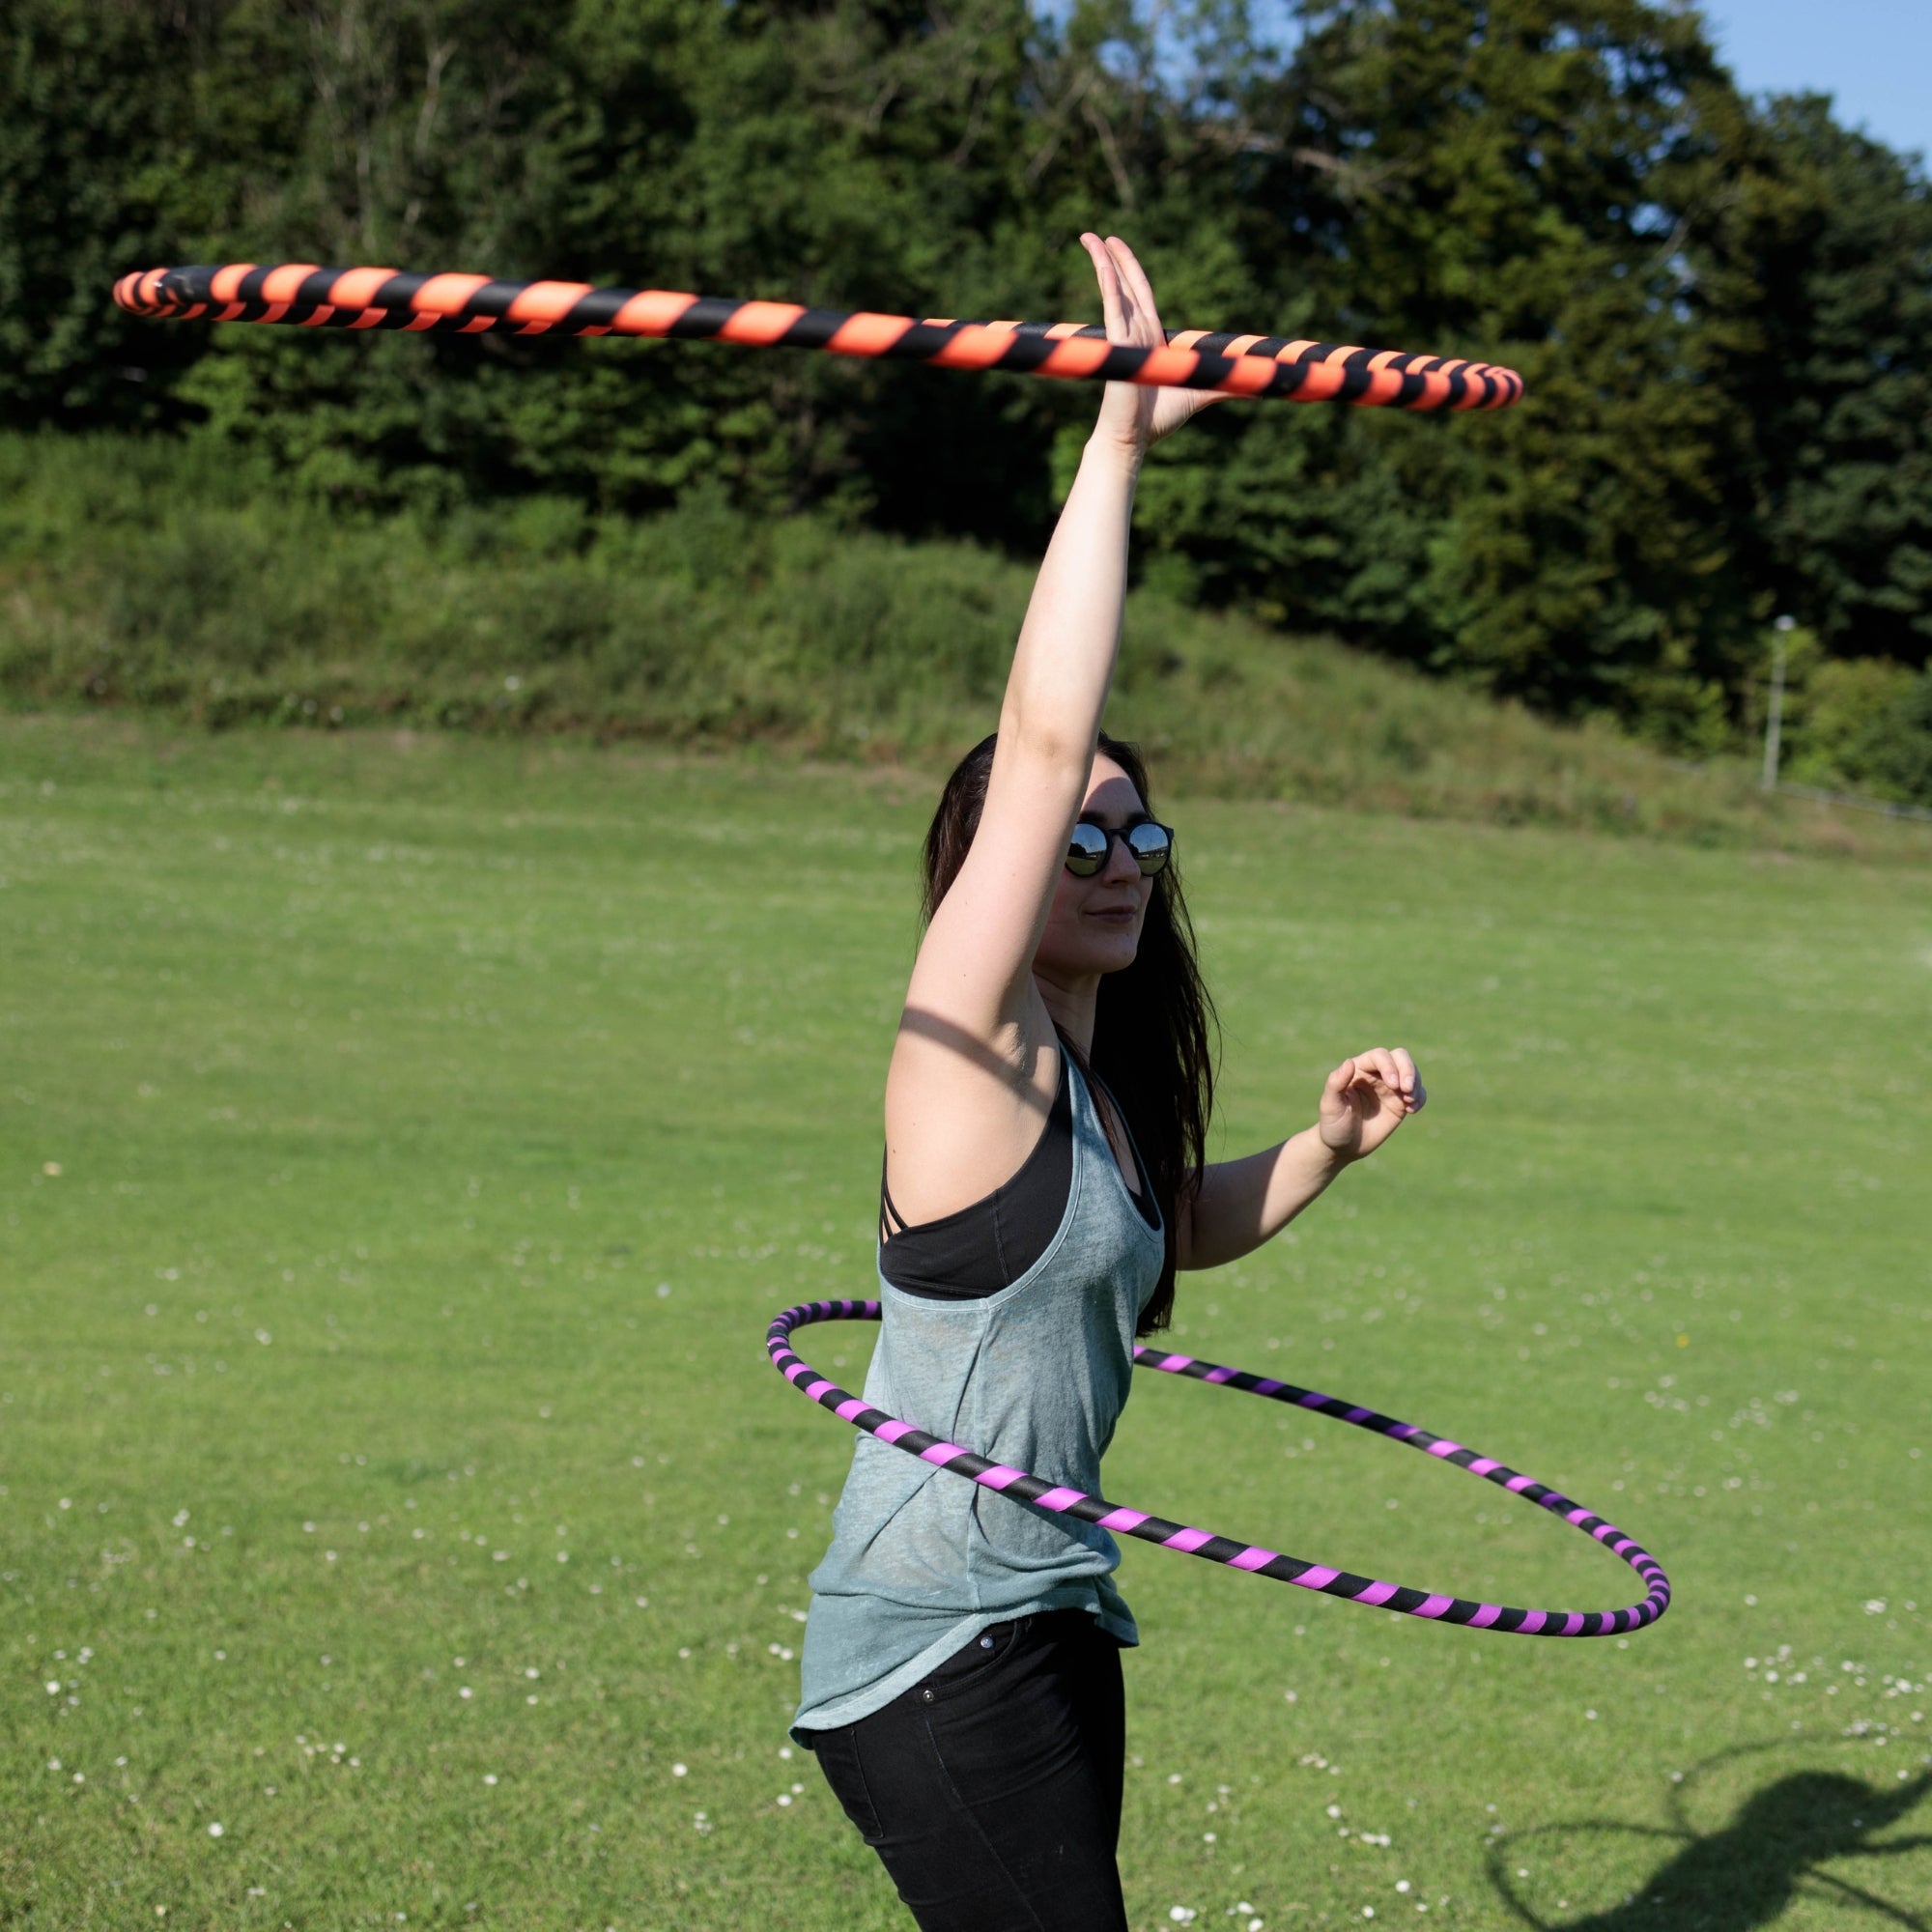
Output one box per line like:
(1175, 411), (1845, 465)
(885, 236), (1219, 1224)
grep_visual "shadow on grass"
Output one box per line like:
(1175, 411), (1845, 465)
(1487, 1744), (1931, 1930)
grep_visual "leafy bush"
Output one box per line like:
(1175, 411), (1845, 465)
(1784, 655), (1932, 805)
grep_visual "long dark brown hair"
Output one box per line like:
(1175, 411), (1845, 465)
(920, 731), (1217, 1335)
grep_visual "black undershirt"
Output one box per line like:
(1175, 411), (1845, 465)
(879, 1056), (1156, 1299)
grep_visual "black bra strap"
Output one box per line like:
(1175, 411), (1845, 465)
(880, 1152), (907, 1242)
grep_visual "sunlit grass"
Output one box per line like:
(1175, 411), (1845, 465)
(2, 713), (1927, 1929)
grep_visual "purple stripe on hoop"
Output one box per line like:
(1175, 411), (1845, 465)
(1468, 1604), (1502, 1628)
(1566, 1508), (1593, 1525)
(1252, 1378), (1288, 1397)
(1230, 1547), (1280, 1571)
(1154, 1353), (1193, 1371)
(835, 1398), (868, 1421)
(1205, 1367), (1237, 1383)
(1298, 1392), (1330, 1409)
(1467, 1457), (1500, 1475)
(1354, 1579), (1399, 1607)
(1163, 1526), (1214, 1553)
(1561, 1613), (1585, 1636)
(1345, 1406), (1374, 1423)
(805, 1378), (838, 1401)
(975, 1465), (1028, 1491)
(1387, 1423), (1420, 1440)
(921, 1441), (968, 1465)
(1096, 1507), (1149, 1532)
(1428, 1439), (1463, 1459)
(1034, 1485), (1088, 1512)
(1413, 1594), (1456, 1619)
(1518, 1610), (1548, 1634)
(874, 1419), (914, 1445)
(1296, 1566), (1341, 1590)
(1506, 1474), (1537, 1492)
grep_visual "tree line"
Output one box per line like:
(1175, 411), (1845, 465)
(5, 0), (1930, 773)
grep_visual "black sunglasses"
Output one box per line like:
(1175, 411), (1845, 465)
(1064, 818), (1175, 878)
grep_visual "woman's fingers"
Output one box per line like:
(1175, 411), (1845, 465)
(1105, 236), (1163, 343)
(1344, 1046), (1426, 1112)
(1080, 231), (1128, 342)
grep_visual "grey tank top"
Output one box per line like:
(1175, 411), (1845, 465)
(793, 1052), (1165, 1737)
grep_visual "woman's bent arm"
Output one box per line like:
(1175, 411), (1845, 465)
(1176, 1047), (1425, 1270)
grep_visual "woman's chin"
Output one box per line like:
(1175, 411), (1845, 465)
(1042, 936), (1141, 978)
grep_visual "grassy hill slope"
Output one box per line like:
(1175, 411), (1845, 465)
(3, 433), (1926, 860)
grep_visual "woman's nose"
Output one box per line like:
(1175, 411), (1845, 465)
(1101, 833), (1141, 882)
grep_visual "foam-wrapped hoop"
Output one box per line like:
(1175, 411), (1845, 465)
(112, 264), (1524, 411)
(769, 1299), (1669, 1636)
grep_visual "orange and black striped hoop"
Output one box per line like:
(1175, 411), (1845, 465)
(113, 264), (1524, 412)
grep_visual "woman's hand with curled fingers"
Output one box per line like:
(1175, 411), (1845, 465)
(1317, 1047), (1426, 1163)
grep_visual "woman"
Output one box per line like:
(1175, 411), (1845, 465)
(791, 235), (1425, 1931)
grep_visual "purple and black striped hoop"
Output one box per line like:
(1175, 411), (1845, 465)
(768, 1299), (1670, 1637)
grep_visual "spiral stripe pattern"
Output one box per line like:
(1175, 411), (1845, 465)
(768, 1299), (1669, 1636)
(111, 264), (1523, 411)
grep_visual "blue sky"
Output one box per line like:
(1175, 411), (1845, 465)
(1226, 2), (1930, 163)
(1705, 0), (1928, 160)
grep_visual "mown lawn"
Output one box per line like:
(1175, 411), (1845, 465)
(2, 714), (1927, 1930)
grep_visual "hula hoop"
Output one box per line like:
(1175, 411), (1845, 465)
(111, 264), (1523, 411)
(769, 1299), (1669, 1636)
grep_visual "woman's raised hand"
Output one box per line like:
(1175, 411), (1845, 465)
(1081, 232), (1225, 454)
(1316, 1047), (1426, 1163)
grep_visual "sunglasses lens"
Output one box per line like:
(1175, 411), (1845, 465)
(1065, 823), (1110, 875)
(1125, 822), (1173, 873)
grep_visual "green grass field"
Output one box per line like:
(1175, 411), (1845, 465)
(3, 713), (1928, 1931)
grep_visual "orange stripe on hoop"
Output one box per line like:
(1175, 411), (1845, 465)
(1352, 350), (1406, 407)
(1405, 367), (1451, 410)
(608, 291), (703, 338)
(1122, 342), (1204, 388)
(1035, 337), (1118, 378)
(825, 312), (917, 356)
(409, 273), (494, 320)
(259, 264), (324, 303)
(1293, 360), (1348, 402)
(506, 280), (596, 326)
(346, 309), (388, 329)
(924, 323), (1019, 369)
(329, 267), (404, 307)
(1198, 352), (1278, 398)
(209, 265), (257, 302)
(716, 300), (810, 345)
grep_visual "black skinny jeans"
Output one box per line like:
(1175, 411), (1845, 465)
(808, 1608), (1128, 1932)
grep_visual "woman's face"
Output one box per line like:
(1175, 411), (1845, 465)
(1034, 753), (1155, 983)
